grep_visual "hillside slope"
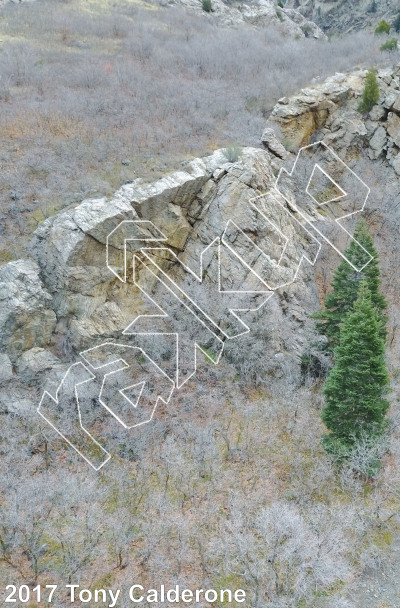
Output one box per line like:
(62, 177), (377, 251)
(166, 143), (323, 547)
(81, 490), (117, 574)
(1, 1), (400, 607)
(1, 64), (400, 607)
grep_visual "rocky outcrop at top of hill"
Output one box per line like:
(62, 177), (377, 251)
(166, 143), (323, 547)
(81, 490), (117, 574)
(285, 0), (400, 33)
(0, 0), (326, 39)
(171, 0), (326, 37)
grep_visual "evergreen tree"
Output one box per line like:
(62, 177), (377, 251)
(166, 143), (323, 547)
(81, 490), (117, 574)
(314, 219), (387, 351)
(321, 282), (390, 456)
(358, 68), (380, 113)
(380, 38), (398, 52)
(375, 19), (391, 35)
(394, 12), (400, 33)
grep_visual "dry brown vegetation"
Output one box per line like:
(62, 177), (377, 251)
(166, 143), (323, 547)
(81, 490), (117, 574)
(1, 356), (399, 607)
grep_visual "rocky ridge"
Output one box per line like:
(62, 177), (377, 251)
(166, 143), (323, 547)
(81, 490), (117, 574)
(285, 0), (400, 33)
(171, 0), (326, 38)
(0, 139), (326, 415)
(268, 64), (400, 173)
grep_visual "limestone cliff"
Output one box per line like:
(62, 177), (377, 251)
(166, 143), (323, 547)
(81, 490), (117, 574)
(266, 64), (400, 374)
(285, 0), (400, 33)
(171, 0), (326, 38)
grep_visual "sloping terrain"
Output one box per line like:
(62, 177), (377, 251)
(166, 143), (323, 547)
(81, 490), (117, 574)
(1, 65), (400, 606)
(1, 2), (400, 608)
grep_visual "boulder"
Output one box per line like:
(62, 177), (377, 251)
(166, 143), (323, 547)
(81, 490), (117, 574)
(368, 125), (387, 160)
(384, 90), (400, 110)
(368, 104), (386, 121)
(16, 347), (61, 383)
(269, 72), (359, 147)
(261, 128), (290, 159)
(0, 353), (13, 383)
(0, 260), (56, 361)
(387, 112), (400, 147)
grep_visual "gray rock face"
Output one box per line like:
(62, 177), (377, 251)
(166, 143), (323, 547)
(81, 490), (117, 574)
(169, 0), (326, 38)
(261, 127), (290, 159)
(16, 347), (61, 383)
(30, 152), (224, 347)
(0, 260), (56, 361)
(269, 71), (361, 147)
(24, 144), (322, 384)
(368, 125), (387, 160)
(268, 64), (400, 169)
(0, 353), (13, 383)
(285, 0), (400, 33)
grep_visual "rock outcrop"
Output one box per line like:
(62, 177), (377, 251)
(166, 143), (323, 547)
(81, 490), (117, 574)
(269, 70), (366, 148)
(169, 0), (326, 38)
(267, 62), (400, 381)
(267, 64), (400, 174)
(28, 146), (319, 364)
(285, 0), (400, 33)
(0, 138), (334, 401)
(0, 259), (56, 362)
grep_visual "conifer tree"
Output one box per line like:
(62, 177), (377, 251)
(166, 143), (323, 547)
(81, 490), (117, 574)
(321, 282), (390, 456)
(358, 67), (380, 113)
(374, 19), (391, 35)
(394, 12), (400, 33)
(314, 219), (387, 351)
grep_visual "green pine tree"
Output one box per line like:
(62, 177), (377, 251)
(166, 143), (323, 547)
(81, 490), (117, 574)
(394, 12), (400, 33)
(358, 67), (380, 113)
(321, 282), (390, 456)
(380, 38), (398, 52)
(314, 219), (387, 351)
(375, 19), (391, 34)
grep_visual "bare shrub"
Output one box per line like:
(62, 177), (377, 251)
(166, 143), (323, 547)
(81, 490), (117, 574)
(222, 145), (243, 162)
(220, 500), (353, 607)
